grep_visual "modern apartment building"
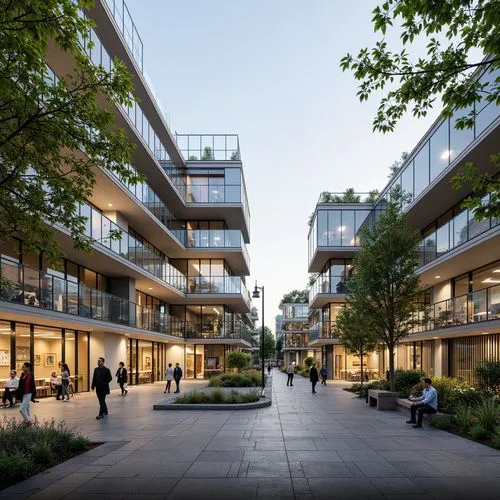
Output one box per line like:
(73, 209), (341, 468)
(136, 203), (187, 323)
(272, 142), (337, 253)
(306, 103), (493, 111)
(279, 302), (320, 367)
(307, 63), (499, 384)
(0, 0), (252, 394)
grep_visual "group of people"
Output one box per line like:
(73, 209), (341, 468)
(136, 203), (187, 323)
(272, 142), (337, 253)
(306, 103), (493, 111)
(286, 361), (328, 393)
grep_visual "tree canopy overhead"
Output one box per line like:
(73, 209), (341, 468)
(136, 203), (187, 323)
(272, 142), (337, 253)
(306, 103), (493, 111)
(0, 0), (141, 265)
(340, 0), (500, 134)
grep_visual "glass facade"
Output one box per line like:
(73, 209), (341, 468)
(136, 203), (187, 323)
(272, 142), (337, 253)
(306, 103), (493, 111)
(309, 259), (353, 303)
(309, 208), (370, 264)
(377, 65), (499, 207)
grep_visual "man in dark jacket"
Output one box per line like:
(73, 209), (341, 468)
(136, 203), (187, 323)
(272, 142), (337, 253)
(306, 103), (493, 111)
(18, 362), (36, 425)
(309, 363), (319, 394)
(173, 363), (182, 393)
(91, 357), (112, 419)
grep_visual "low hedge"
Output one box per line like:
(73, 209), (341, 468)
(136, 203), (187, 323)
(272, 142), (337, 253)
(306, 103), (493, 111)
(208, 370), (261, 387)
(0, 418), (90, 488)
(174, 389), (260, 404)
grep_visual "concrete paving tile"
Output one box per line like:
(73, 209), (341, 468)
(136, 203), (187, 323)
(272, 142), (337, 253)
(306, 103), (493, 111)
(337, 449), (385, 461)
(300, 461), (353, 478)
(243, 450), (287, 462)
(378, 450), (429, 461)
(185, 461), (232, 477)
(246, 461), (290, 478)
(354, 460), (404, 478)
(287, 450), (342, 462)
(313, 438), (367, 450)
(390, 460), (445, 477)
(369, 477), (426, 495)
(308, 477), (384, 499)
(197, 450), (245, 461)
(71, 477), (178, 495)
(284, 439), (317, 450)
(167, 478), (257, 499)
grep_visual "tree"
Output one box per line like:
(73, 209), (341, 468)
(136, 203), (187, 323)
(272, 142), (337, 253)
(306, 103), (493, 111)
(201, 146), (213, 160)
(0, 0), (142, 266)
(275, 337), (283, 359)
(364, 190), (380, 203)
(344, 187), (427, 391)
(388, 152), (409, 180)
(226, 351), (249, 372)
(340, 0), (500, 217)
(262, 326), (276, 360)
(331, 188), (361, 203)
(280, 289), (308, 306)
(336, 304), (378, 395)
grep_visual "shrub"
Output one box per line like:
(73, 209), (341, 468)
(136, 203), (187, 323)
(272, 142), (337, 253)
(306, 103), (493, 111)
(410, 381), (425, 397)
(455, 406), (472, 434)
(470, 424), (489, 440)
(472, 397), (499, 434)
(226, 351), (249, 372)
(491, 427), (500, 449)
(394, 370), (424, 396)
(208, 371), (260, 388)
(0, 418), (89, 487)
(430, 414), (454, 430)
(304, 357), (314, 368)
(175, 390), (260, 404)
(430, 376), (482, 413)
(475, 360), (500, 396)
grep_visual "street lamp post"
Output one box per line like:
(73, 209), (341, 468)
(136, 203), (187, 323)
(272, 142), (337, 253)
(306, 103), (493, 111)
(252, 281), (265, 390)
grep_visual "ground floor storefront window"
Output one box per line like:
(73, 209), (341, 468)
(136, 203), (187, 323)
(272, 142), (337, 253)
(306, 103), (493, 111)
(0, 320), (90, 395)
(126, 338), (167, 385)
(183, 344), (235, 379)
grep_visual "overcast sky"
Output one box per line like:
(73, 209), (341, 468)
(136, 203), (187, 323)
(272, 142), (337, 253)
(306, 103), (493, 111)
(127, 0), (441, 331)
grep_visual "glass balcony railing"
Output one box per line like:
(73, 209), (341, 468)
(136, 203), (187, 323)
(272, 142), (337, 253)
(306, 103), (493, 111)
(412, 283), (500, 334)
(309, 275), (348, 303)
(281, 303), (309, 320)
(184, 320), (245, 340)
(104, 0), (143, 71)
(186, 276), (249, 298)
(283, 333), (310, 349)
(281, 321), (309, 332)
(308, 322), (338, 342)
(78, 203), (187, 292)
(175, 134), (240, 162)
(418, 193), (500, 269)
(171, 229), (250, 269)
(0, 257), (183, 337)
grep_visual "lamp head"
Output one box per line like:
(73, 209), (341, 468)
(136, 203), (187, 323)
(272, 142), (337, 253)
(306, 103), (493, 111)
(252, 280), (260, 299)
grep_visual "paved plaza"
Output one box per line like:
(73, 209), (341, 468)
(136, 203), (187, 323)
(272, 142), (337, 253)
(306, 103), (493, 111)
(2, 371), (500, 499)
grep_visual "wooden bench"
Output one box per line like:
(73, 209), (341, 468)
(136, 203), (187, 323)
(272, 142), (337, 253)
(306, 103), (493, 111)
(368, 389), (399, 410)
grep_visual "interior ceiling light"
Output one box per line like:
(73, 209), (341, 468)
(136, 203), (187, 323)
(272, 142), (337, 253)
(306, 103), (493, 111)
(482, 278), (500, 284)
(107, 203), (113, 207)
(440, 149), (452, 160)
(338, 226), (346, 232)
(435, 276), (441, 279)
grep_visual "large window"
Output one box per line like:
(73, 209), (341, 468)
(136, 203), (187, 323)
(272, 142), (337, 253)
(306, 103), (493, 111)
(429, 120), (450, 182)
(0, 321), (11, 380)
(414, 142), (430, 198)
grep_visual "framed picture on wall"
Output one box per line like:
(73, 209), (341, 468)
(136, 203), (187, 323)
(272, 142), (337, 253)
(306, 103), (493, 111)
(45, 353), (56, 367)
(16, 346), (29, 362)
(34, 354), (41, 366)
(145, 356), (151, 369)
(207, 357), (218, 369)
(0, 350), (9, 367)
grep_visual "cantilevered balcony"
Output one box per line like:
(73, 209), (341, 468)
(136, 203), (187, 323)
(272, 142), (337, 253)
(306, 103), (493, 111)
(282, 333), (310, 350)
(410, 282), (500, 340)
(184, 319), (249, 342)
(0, 257), (184, 339)
(308, 275), (348, 309)
(170, 229), (250, 275)
(175, 134), (240, 162)
(308, 321), (339, 346)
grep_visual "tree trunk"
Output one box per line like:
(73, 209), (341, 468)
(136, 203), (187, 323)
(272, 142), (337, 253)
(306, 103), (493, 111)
(388, 345), (395, 392)
(359, 351), (364, 398)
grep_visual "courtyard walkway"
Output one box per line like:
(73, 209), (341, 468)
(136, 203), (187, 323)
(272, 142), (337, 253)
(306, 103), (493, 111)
(2, 371), (500, 499)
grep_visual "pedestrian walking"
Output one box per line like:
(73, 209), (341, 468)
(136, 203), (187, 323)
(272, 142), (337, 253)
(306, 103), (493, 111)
(173, 363), (182, 393)
(267, 363), (272, 375)
(320, 365), (328, 385)
(310, 363), (319, 394)
(164, 363), (173, 393)
(116, 362), (128, 396)
(17, 362), (36, 425)
(91, 357), (112, 420)
(1, 370), (19, 407)
(61, 363), (71, 402)
(286, 361), (294, 386)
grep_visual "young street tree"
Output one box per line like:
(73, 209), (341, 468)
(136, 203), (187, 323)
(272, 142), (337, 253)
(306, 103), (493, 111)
(262, 326), (276, 360)
(335, 304), (378, 395)
(0, 0), (142, 265)
(340, 0), (500, 218)
(279, 289), (308, 306)
(344, 188), (426, 392)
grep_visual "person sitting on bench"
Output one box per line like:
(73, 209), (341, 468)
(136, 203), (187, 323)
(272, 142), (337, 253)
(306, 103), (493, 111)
(1, 370), (19, 407)
(406, 377), (438, 428)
